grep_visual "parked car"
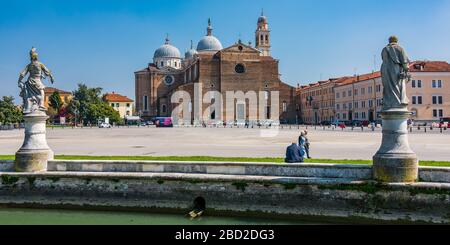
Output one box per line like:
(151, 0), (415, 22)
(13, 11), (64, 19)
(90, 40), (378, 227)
(279, 119), (289, 124)
(146, 121), (154, 126)
(338, 122), (346, 128)
(320, 120), (331, 126)
(154, 117), (173, 127)
(99, 122), (111, 128)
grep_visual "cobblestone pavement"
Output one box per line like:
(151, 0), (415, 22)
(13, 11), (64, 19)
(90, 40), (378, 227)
(0, 126), (449, 161)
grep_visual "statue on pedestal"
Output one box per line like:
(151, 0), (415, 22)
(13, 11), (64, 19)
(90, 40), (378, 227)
(380, 36), (411, 111)
(373, 36), (418, 183)
(18, 47), (55, 114)
(15, 47), (55, 172)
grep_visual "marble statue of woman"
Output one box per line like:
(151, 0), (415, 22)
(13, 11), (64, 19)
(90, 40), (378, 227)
(380, 36), (411, 111)
(18, 47), (55, 114)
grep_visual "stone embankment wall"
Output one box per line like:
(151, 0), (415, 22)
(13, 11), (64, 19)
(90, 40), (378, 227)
(0, 160), (449, 223)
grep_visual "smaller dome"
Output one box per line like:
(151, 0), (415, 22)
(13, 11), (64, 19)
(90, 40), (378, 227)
(153, 37), (181, 59)
(258, 15), (267, 24)
(185, 40), (198, 59)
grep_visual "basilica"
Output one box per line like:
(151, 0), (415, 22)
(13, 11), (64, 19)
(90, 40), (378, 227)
(135, 13), (297, 124)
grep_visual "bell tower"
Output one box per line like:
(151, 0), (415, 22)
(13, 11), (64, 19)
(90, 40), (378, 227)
(255, 10), (271, 56)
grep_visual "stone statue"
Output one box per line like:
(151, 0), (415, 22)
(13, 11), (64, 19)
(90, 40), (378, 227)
(373, 36), (418, 183)
(15, 48), (55, 172)
(380, 36), (411, 111)
(18, 47), (55, 114)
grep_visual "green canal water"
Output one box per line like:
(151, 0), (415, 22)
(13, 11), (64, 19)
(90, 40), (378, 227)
(0, 208), (325, 225)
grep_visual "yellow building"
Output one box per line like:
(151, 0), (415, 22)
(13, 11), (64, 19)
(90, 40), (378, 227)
(334, 72), (382, 122)
(44, 87), (72, 108)
(334, 61), (450, 123)
(103, 92), (134, 118)
(297, 77), (349, 124)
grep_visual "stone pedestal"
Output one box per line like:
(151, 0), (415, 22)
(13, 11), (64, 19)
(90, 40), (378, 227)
(373, 108), (418, 183)
(15, 112), (53, 172)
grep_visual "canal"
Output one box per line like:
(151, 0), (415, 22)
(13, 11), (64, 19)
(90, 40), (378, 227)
(0, 208), (327, 225)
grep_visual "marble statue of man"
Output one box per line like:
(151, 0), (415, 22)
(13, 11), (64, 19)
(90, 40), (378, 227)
(380, 36), (411, 111)
(18, 47), (55, 114)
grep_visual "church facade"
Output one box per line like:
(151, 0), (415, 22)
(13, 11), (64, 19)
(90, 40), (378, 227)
(135, 14), (297, 125)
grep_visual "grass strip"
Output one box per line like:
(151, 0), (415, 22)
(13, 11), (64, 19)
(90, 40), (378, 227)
(1, 155), (449, 167)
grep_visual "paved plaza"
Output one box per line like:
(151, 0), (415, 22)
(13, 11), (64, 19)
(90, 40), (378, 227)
(0, 126), (449, 161)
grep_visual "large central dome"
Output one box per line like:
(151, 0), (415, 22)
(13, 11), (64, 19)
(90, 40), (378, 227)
(197, 36), (223, 52)
(197, 18), (223, 52)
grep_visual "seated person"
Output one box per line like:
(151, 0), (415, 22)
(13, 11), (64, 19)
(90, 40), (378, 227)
(285, 142), (305, 163)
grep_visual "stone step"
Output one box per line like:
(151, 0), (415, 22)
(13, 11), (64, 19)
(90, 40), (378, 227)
(47, 160), (373, 180)
(1, 170), (368, 186)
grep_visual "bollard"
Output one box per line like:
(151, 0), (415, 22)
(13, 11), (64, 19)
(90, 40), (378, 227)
(440, 127), (443, 134)
(410, 126), (412, 133)
(425, 127), (427, 133)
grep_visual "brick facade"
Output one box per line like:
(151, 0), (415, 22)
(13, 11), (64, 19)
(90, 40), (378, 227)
(135, 15), (297, 125)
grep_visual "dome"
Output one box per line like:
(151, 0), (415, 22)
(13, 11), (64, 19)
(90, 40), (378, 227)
(197, 18), (223, 52)
(197, 35), (223, 52)
(153, 37), (181, 59)
(185, 40), (198, 59)
(258, 15), (267, 24)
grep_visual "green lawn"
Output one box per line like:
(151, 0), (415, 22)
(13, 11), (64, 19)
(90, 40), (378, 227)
(1, 155), (449, 167)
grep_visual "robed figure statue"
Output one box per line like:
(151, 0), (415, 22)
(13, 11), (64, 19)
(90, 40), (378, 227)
(380, 36), (411, 111)
(18, 47), (55, 114)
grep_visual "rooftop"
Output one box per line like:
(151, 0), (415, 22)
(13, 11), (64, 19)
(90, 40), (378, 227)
(336, 71), (381, 86)
(103, 92), (134, 103)
(409, 61), (450, 72)
(44, 87), (71, 95)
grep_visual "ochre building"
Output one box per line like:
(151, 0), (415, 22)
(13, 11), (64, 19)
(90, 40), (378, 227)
(44, 87), (72, 108)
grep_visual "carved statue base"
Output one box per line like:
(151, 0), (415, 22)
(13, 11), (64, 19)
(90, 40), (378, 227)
(15, 112), (53, 172)
(373, 107), (418, 182)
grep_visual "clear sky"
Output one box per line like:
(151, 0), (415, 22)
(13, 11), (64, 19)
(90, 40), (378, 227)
(1, 0), (449, 102)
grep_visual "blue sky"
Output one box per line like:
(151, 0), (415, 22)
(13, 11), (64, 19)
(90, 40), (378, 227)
(1, 0), (449, 102)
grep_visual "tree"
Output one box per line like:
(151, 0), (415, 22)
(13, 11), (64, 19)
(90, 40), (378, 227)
(68, 83), (123, 125)
(0, 96), (22, 125)
(48, 91), (63, 123)
(49, 91), (63, 113)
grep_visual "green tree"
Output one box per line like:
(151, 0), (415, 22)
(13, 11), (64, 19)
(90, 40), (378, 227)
(0, 96), (23, 125)
(68, 83), (123, 125)
(49, 91), (63, 112)
(48, 91), (63, 123)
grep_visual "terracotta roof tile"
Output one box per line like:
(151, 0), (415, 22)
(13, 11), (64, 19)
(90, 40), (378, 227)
(103, 92), (134, 103)
(44, 87), (71, 95)
(336, 72), (381, 86)
(409, 61), (450, 72)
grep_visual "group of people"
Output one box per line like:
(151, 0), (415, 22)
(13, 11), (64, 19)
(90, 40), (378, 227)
(284, 130), (311, 163)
